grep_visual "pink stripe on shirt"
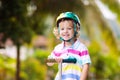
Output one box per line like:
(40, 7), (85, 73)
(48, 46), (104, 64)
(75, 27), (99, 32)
(53, 49), (88, 57)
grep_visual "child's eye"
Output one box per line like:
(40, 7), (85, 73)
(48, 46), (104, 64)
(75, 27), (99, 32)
(68, 27), (72, 30)
(60, 28), (64, 30)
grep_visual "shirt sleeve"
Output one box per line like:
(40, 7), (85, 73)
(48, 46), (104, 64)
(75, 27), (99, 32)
(76, 44), (91, 66)
(48, 44), (61, 59)
(48, 51), (55, 59)
(81, 47), (91, 65)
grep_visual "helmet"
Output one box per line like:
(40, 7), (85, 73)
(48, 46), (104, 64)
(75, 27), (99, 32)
(56, 12), (80, 26)
(55, 12), (80, 42)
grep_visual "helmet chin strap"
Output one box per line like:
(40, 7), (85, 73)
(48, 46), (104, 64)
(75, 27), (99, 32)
(59, 36), (74, 42)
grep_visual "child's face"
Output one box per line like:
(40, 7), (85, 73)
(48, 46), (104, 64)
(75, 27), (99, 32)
(59, 20), (74, 41)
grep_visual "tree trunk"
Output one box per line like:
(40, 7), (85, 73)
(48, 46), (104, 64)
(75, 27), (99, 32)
(16, 43), (20, 80)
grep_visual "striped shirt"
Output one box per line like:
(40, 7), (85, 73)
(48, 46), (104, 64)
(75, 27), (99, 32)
(48, 39), (91, 80)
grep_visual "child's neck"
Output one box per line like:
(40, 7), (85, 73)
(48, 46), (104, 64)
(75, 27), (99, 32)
(64, 38), (77, 47)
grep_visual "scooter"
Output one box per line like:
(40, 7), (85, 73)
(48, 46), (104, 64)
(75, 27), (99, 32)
(46, 58), (77, 80)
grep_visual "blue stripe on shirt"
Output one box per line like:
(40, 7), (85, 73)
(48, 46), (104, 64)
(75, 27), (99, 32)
(62, 73), (80, 80)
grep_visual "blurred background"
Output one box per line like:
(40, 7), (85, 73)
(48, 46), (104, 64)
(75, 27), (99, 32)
(0, 0), (120, 80)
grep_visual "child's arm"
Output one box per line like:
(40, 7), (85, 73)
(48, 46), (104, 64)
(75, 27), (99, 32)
(80, 63), (90, 80)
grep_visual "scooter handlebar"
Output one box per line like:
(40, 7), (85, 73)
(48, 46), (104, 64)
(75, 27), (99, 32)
(46, 58), (77, 63)
(62, 58), (76, 63)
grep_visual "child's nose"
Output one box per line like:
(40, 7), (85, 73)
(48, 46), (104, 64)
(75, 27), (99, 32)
(64, 29), (68, 33)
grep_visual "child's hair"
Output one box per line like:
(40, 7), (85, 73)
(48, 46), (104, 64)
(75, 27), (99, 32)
(53, 19), (80, 40)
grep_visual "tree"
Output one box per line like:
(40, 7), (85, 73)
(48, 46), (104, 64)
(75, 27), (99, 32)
(0, 0), (31, 80)
(0, 0), (47, 79)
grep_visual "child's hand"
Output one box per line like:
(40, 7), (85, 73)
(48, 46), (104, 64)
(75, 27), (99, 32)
(46, 58), (62, 66)
(55, 58), (62, 63)
(47, 62), (54, 66)
(46, 58), (55, 66)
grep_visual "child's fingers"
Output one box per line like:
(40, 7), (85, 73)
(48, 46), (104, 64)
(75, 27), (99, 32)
(55, 58), (62, 63)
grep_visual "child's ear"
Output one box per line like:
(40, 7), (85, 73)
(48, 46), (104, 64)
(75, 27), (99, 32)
(53, 27), (60, 39)
(76, 24), (80, 37)
(77, 24), (80, 30)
